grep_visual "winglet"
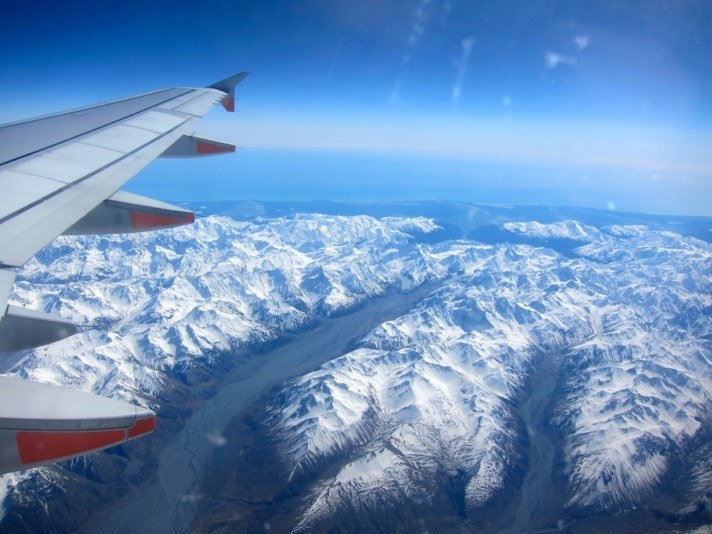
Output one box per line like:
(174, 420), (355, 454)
(209, 72), (248, 112)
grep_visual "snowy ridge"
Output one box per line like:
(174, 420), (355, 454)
(267, 246), (597, 527)
(264, 224), (711, 526)
(553, 229), (712, 511)
(0, 214), (445, 513)
(600, 224), (648, 238)
(502, 220), (601, 242)
(380, 216), (442, 235)
(5, 214), (441, 405)
(1, 216), (710, 527)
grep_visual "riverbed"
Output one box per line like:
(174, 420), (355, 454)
(503, 353), (565, 533)
(82, 281), (439, 533)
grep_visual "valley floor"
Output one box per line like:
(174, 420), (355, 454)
(81, 282), (439, 534)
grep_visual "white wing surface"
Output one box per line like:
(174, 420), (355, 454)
(0, 72), (247, 474)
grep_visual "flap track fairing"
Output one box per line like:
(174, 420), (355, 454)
(0, 305), (78, 353)
(63, 191), (195, 235)
(160, 134), (236, 158)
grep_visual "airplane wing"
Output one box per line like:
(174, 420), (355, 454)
(0, 71), (247, 475)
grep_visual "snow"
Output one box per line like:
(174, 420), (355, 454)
(264, 221), (711, 523)
(601, 225), (648, 238)
(3, 214), (442, 405)
(335, 448), (400, 484)
(0, 472), (29, 521)
(2, 215), (710, 525)
(502, 220), (600, 242)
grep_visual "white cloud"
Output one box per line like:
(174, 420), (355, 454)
(575, 35), (591, 49)
(545, 52), (577, 69)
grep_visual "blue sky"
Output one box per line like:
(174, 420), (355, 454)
(1, 0), (710, 215)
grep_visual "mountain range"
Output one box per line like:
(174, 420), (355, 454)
(0, 202), (709, 533)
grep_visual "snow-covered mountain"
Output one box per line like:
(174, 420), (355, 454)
(1, 213), (448, 527)
(1, 213), (710, 531)
(555, 226), (712, 511)
(258, 221), (711, 529)
(502, 219), (597, 242)
(6, 214), (441, 404)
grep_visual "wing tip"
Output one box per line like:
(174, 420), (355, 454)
(208, 71), (249, 93)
